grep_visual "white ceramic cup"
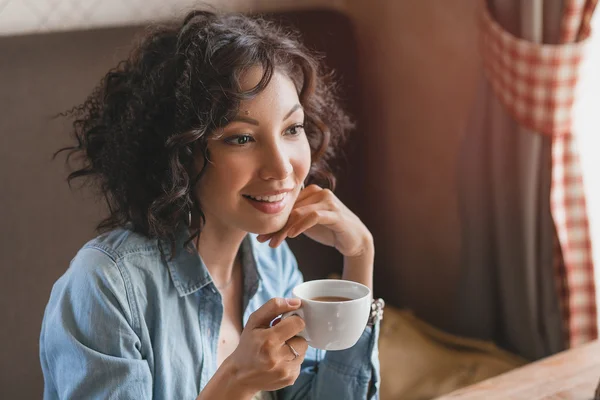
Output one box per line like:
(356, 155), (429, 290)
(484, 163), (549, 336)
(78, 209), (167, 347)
(282, 279), (372, 351)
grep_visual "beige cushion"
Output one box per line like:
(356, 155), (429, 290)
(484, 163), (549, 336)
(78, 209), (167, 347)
(379, 307), (527, 400)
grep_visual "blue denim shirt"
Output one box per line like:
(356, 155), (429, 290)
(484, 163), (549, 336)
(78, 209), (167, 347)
(40, 227), (380, 399)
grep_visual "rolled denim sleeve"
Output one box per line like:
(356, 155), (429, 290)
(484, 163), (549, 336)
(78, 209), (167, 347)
(277, 242), (380, 400)
(40, 248), (152, 400)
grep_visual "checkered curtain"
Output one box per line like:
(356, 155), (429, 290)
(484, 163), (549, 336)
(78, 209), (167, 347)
(481, 0), (598, 347)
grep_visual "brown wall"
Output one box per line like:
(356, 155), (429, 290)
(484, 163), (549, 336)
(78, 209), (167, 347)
(0, 28), (137, 398)
(346, 0), (481, 330)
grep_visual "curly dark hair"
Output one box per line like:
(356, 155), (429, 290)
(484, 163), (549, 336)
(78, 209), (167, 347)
(58, 9), (353, 250)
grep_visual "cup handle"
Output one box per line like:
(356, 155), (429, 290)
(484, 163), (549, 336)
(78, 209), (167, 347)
(281, 308), (309, 341)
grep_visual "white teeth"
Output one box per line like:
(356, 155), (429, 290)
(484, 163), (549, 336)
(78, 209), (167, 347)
(248, 193), (286, 202)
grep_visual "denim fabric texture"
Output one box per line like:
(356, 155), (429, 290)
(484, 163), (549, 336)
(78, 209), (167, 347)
(40, 227), (380, 399)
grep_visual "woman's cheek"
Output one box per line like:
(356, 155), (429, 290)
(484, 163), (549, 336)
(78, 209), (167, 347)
(293, 138), (312, 180)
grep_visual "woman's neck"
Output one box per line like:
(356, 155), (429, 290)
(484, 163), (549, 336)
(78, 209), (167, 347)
(196, 219), (247, 286)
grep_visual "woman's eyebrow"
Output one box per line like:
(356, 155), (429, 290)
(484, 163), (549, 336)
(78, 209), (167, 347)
(231, 115), (260, 125)
(283, 104), (303, 120)
(230, 104), (303, 126)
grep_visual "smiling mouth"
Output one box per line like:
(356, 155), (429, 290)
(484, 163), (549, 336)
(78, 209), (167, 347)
(242, 193), (287, 203)
(242, 192), (290, 215)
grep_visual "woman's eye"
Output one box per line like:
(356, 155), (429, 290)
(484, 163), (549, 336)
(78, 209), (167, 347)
(286, 124), (305, 136)
(225, 135), (253, 146)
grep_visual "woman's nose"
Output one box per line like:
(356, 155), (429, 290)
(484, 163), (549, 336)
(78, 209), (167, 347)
(259, 143), (293, 181)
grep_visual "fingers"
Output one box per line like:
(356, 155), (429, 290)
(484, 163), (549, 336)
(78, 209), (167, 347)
(256, 185), (323, 243)
(283, 336), (308, 363)
(269, 207), (338, 248)
(256, 186), (339, 247)
(266, 206), (322, 248)
(287, 210), (324, 238)
(271, 314), (305, 342)
(293, 187), (341, 212)
(298, 183), (322, 197)
(294, 184), (323, 206)
(286, 210), (338, 241)
(256, 185), (328, 247)
(272, 356), (303, 389)
(246, 298), (301, 330)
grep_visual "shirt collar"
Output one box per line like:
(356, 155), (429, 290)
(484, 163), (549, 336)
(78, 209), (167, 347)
(240, 234), (263, 308)
(164, 225), (263, 297)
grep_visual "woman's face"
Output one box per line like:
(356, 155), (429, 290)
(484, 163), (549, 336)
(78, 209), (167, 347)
(195, 67), (311, 236)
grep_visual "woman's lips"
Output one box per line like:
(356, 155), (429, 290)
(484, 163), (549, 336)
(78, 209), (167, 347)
(243, 192), (289, 214)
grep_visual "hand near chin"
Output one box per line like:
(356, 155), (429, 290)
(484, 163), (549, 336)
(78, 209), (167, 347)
(256, 185), (373, 257)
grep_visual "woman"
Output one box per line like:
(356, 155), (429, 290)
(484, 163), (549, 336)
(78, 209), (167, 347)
(40, 9), (381, 400)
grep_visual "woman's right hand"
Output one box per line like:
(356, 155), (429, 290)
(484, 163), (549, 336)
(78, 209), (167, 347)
(225, 297), (308, 396)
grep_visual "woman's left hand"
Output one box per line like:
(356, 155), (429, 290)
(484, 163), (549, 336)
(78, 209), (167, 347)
(257, 185), (373, 257)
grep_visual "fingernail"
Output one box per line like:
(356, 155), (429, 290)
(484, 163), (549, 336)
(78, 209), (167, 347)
(286, 298), (301, 306)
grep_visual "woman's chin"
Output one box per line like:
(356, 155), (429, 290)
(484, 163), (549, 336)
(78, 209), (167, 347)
(247, 217), (288, 236)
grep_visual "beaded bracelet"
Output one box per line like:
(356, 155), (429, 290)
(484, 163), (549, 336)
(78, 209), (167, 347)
(368, 298), (385, 326)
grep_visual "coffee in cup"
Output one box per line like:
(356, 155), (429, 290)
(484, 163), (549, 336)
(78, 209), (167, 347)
(310, 296), (352, 302)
